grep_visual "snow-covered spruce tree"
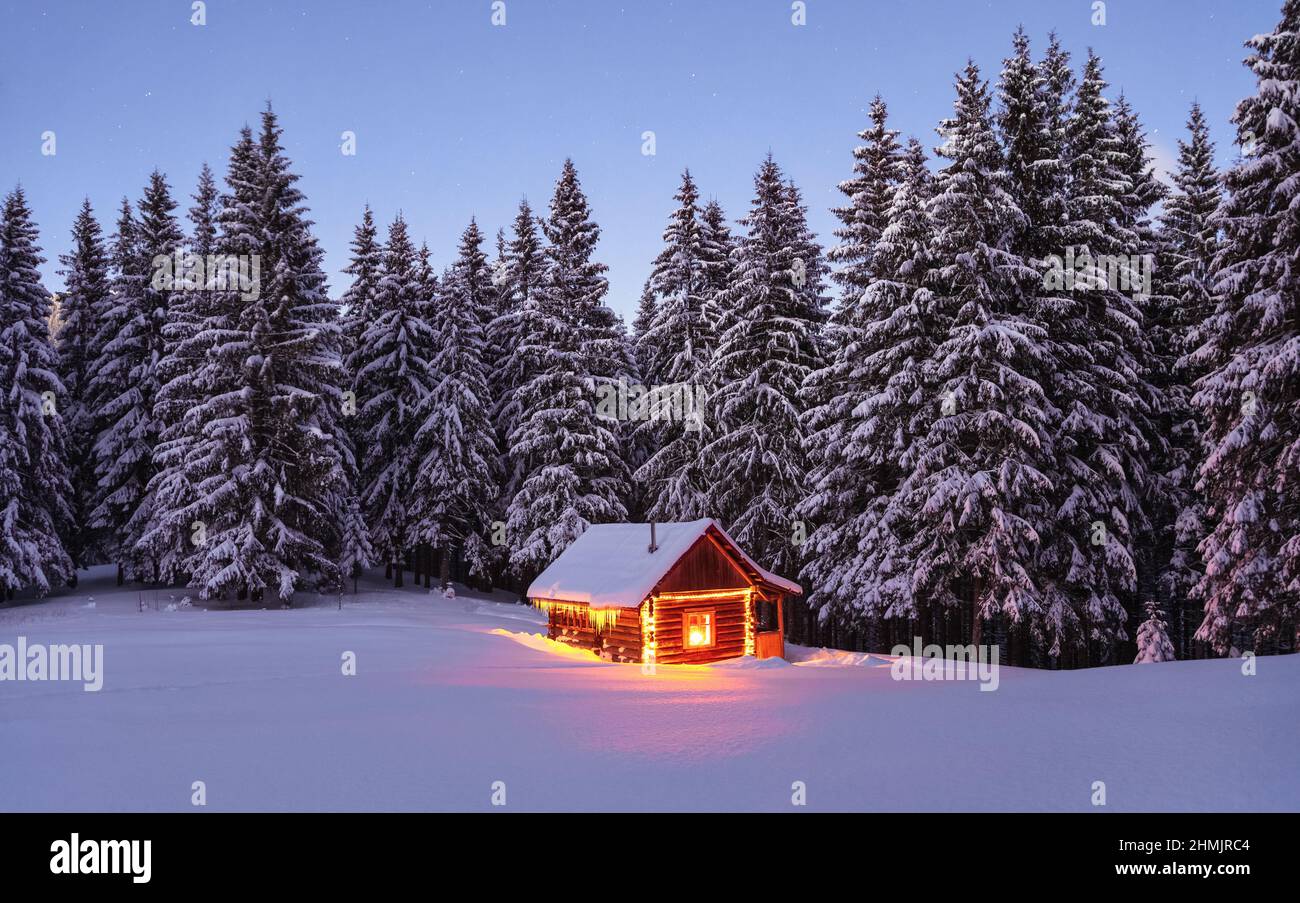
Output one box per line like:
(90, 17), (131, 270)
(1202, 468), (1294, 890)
(136, 164), (220, 584)
(85, 198), (142, 584)
(0, 187), (73, 598)
(55, 198), (111, 573)
(411, 220), (499, 587)
(483, 227), (509, 391)
(554, 160), (638, 522)
(1133, 598), (1176, 663)
(339, 208), (384, 446)
(415, 241), (441, 316)
(799, 138), (935, 644)
(998, 28), (1071, 264)
(336, 488), (373, 594)
(351, 214), (433, 588)
(903, 60), (1054, 650)
(634, 170), (715, 522)
(1154, 103), (1221, 655)
(184, 110), (350, 602)
(1040, 50), (1151, 663)
(335, 206), (385, 579)
(697, 198), (737, 346)
(900, 138), (934, 200)
(703, 156), (825, 579)
(624, 279), (658, 521)
(89, 170), (183, 583)
(340, 205), (383, 382)
(992, 29), (1076, 664)
(489, 199), (547, 511)
(828, 94), (904, 302)
(1192, 2), (1300, 654)
(1113, 94), (1176, 658)
(506, 162), (628, 581)
(798, 98), (912, 640)
(541, 160), (635, 387)
(631, 279), (656, 350)
(639, 169), (712, 385)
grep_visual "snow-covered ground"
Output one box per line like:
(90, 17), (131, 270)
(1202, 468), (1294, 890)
(1, 565), (1296, 812)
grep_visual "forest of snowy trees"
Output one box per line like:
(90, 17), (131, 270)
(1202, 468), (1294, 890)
(2, 9), (1298, 669)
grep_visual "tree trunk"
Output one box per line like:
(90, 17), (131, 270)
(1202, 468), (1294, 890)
(439, 546), (450, 589)
(971, 577), (983, 648)
(394, 554), (404, 588)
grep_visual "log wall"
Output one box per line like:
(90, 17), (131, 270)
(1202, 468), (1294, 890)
(652, 593), (748, 664)
(545, 603), (642, 663)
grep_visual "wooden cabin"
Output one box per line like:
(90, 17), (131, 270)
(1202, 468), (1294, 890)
(526, 520), (801, 665)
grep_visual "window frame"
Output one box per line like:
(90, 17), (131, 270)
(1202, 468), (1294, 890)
(681, 607), (717, 650)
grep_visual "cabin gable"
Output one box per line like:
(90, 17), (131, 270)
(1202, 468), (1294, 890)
(649, 534), (752, 596)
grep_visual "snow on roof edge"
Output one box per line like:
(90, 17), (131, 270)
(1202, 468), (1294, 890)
(525, 519), (802, 609)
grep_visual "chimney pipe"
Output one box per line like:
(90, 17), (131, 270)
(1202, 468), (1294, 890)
(649, 522), (658, 554)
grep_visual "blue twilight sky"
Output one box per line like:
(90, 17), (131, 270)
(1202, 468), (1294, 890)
(0, 0), (1282, 319)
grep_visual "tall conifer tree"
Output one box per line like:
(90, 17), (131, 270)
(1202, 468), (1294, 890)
(1193, 2), (1300, 653)
(0, 187), (73, 597)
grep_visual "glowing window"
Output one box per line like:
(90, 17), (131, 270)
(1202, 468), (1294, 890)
(683, 610), (714, 648)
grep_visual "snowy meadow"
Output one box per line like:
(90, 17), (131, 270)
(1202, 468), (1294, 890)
(3, 566), (1296, 812)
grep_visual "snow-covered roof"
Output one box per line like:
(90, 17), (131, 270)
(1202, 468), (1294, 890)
(526, 519), (802, 609)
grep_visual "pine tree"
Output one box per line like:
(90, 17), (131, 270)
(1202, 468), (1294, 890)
(506, 162), (628, 580)
(0, 187), (73, 597)
(630, 278), (657, 375)
(704, 156), (825, 577)
(1192, 2), (1300, 654)
(55, 198), (110, 574)
(411, 220), (499, 585)
(85, 198), (142, 583)
(639, 169), (712, 385)
(484, 227), (509, 385)
(490, 199), (547, 509)
(904, 61), (1054, 649)
(1035, 50), (1151, 663)
(334, 205), (386, 590)
(352, 214), (433, 587)
(1113, 94), (1174, 659)
(901, 138), (934, 200)
(1133, 598), (1176, 663)
(184, 109), (350, 602)
(1155, 103), (1221, 654)
(340, 205), (383, 374)
(799, 136), (935, 637)
(89, 170), (183, 581)
(540, 160), (632, 386)
(697, 199), (736, 360)
(829, 95), (904, 301)
(137, 164), (220, 583)
(1034, 32), (1076, 220)
(415, 241), (440, 314)
(998, 27), (1069, 262)
(990, 29), (1076, 664)
(634, 170), (715, 522)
